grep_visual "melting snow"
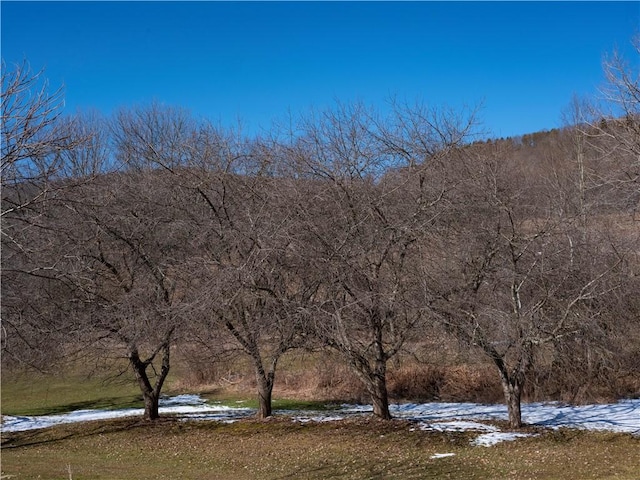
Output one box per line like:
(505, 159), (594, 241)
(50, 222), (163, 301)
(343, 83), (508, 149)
(472, 432), (536, 447)
(430, 453), (456, 459)
(420, 420), (498, 432)
(1, 395), (252, 433)
(2, 395), (639, 447)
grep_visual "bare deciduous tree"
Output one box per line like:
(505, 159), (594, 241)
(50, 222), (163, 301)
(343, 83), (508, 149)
(183, 168), (315, 419)
(60, 167), (193, 420)
(428, 144), (624, 428)
(109, 104), (311, 418)
(286, 101), (477, 419)
(1, 61), (91, 370)
(1, 60), (85, 219)
(580, 36), (640, 213)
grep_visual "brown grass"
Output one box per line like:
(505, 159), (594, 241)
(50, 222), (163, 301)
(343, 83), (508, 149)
(2, 416), (639, 480)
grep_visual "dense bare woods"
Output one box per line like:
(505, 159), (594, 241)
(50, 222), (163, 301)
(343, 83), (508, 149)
(2, 40), (638, 425)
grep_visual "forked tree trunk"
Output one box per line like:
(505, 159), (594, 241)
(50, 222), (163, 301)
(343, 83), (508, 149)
(486, 344), (531, 429)
(128, 340), (171, 421)
(493, 357), (527, 429)
(225, 319), (281, 420)
(130, 353), (161, 421)
(353, 357), (392, 420)
(252, 355), (277, 419)
(501, 377), (523, 429)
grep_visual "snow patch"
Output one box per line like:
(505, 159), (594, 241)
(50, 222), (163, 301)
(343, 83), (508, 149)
(472, 432), (536, 447)
(159, 394), (204, 406)
(3, 395), (639, 447)
(1, 396), (252, 433)
(420, 420), (498, 433)
(292, 415), (350, 423)
(430, 453), (456, 459)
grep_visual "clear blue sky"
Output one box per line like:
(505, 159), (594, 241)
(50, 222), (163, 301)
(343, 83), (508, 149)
(2, 1), (638, 138)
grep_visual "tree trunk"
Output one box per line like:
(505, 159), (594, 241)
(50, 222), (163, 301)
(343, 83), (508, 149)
(141, 390), (160, 421)
(252, 355), (276, 419)
(501, 378), (523, 428)
(130, 352), (160, 421)
(370, 372), (392, 420)
(256, 375), (274, 419)
(347, 348), (392, 420)
(128, 340), (171, 421)
(495, 362), (525, 428)
(489, 347), (529, 429)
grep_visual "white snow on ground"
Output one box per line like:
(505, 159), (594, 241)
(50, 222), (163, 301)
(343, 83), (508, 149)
(157, 394), (203, 406)
(419, 421), (534, 447)
(291, 414), (350, 423)
(472, 432), (537, 447)
(419, 420), (498, 433)
(430, 453), (456, 459)
(335, 400), (640, 434)
(2, 395), (639, 447)
(1, 395), (253, 433)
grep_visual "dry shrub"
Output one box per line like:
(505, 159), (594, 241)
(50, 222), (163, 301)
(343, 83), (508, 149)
(274, 369), (311, 394)
(176, 348), (370, 403)
(173, 347), (252, 392)
(387, 362), (502, 403)
(174, 340), (639, 405)
(438, 364), (503, 403)
(313, 355), (368, 403)
(388, 365), (445, 401)
(525, 335), (640, 404)
(528, 351), (640, 404)
(273, 354), (328, 399)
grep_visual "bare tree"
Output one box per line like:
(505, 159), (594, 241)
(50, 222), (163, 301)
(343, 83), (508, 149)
(1, 60), (85, 219)
(4, 105), (196, 419)
(1, 62), (94, 371)
(110, 104), (312, 418)
(427, 143), (624, 428)
(188, 182), (315, 417)
(285, 101), (477, 419)
(183, 138), (319, 419)
(54, 165), (194, 420)
(598, 35), (640, 158)
(579, 36), (640, 213)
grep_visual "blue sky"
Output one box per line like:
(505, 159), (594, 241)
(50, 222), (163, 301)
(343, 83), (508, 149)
(2, 2), (638, 138)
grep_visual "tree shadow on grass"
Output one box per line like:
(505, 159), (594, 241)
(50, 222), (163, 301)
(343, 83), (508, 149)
(524, 400), (640, 436)
(13, 394), (144, 417)
(272, 451), (483, 480)
(1, 415), (173, 449)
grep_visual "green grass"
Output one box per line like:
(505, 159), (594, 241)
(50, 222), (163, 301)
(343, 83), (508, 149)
(272, 398), (338, 411)
(1, 368), (332, 417)
(200, 390), (335, 411)
(0, 355), (196, 416)
(1, 371), (144, 416)
(2, 417), (639, 479)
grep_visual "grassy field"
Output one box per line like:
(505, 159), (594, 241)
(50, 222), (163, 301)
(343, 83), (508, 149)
(1, 370), (145, 416)
(0, 367), (331, 416)
(2, 416), (639, 479)
(2, 365), (639, 479)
